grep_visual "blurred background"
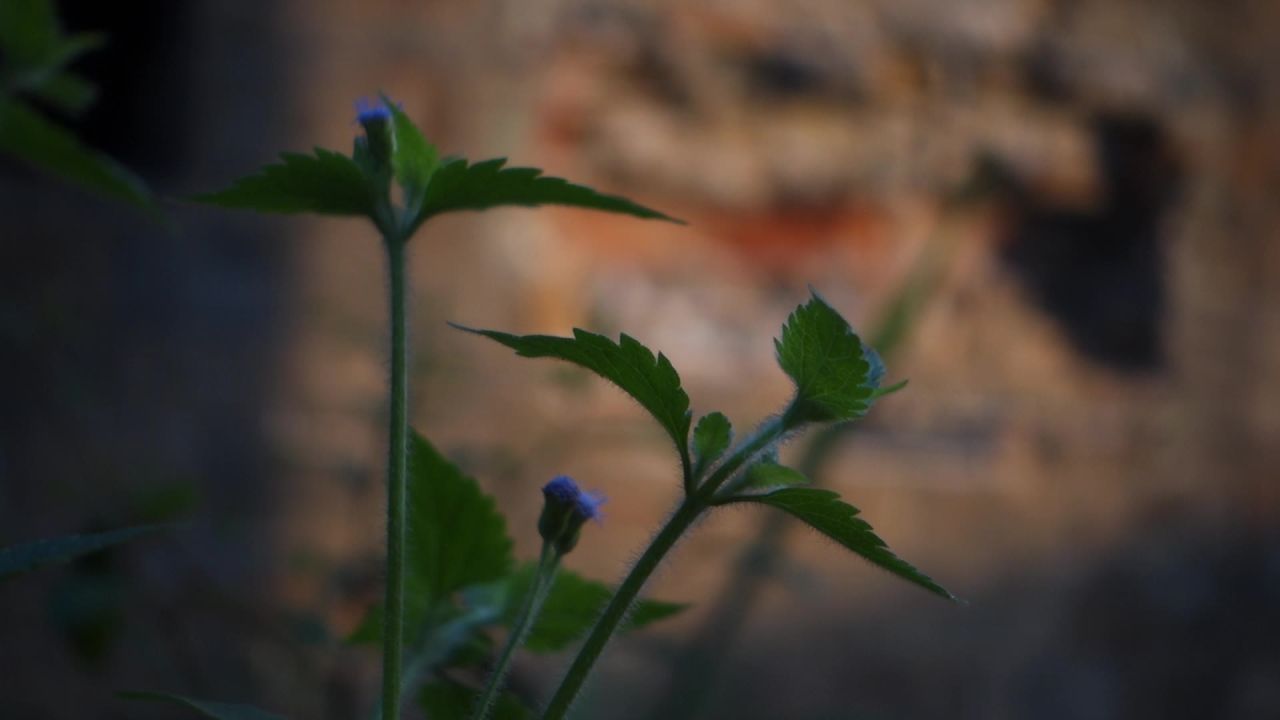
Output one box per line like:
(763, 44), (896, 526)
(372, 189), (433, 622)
(3, 0), (1279, 717)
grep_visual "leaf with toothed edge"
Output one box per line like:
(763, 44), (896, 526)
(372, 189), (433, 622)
(412, 156), (683, 229)
(736, 487), (959, 602)
(452, 324), (694, 471)
(692, 412), (733, 477)
(348, 431), (514, 648)
(776, 291), (897, 426)
(193, 148), (373, 217)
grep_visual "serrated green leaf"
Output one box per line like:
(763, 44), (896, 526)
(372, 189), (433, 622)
(347, 431), (516, 651)
(0, 525), (161, 581)
(382, 97), (439, 218)
(737, 461), (810, 493)
(692, 412), (732, 477)
(502, 564), (686, 652)
(0, 98), (156, 213)
(739, 487), (958, 602)
(194, 147), (373, 217)
(119, 691), (285, 720)
(776, 291), (891, 426)
(415, 156), (682, 227)
(453, 324), (693, 469)
(420, 677), (530, 720)
(407, 431), (514, 611)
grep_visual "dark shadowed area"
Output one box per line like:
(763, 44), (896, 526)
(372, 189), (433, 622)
(3, 1), (1278, 718)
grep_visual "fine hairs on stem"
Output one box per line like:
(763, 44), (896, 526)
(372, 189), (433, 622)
(541, 413), (791, 720)
(380, 233), (411, 718)
(472, 542), (561, 720)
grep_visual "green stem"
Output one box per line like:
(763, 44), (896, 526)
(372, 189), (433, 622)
(540, 499), (702, 720)
(473, 543), (561, 720)
(380, 236), (410, 718)
(702, 415), (788, 500)
(540, 415), (791, 720)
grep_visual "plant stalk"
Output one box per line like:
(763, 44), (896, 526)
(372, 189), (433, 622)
(540, 498), (702, 720)
(380, 236), (410, 718)
(540, 415), (790, 720)
(473, 542), (561, 720)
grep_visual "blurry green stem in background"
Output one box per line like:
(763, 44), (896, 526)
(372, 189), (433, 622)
(646, 210), (958, 720)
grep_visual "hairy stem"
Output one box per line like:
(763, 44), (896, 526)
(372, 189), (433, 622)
(380, 236), (410, 718)
(541, 415), (790, 719)
(702, 415), (788, 500)
(540, 499), (702, 720)
(474, 543), (561, 720)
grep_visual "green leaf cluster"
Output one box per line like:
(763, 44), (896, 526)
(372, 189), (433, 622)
(197, 96), (681, 238)
(459, 290), (957, 603)
(0, 0), (157, 213)
(348, 431), (683, 717)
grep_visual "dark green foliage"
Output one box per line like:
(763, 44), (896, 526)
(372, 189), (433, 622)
(0, 0), (102, 86)
(0, 525), (160, 581)
(119, 691), (285, 720)
(402, 432), (514, 641)
(198, 96), (678, 236)
(736, 461), (810, 493)
(692, 412), (733, 477)
(384, 98), (439, 217)
(501, 564), (686, 653)
(453, 325), (694, 470)
(414, 157), (682, 227)
(349, 433), (512, 647)
(420, 678), (531, 720)
(193, 149), (374, 217)
(739, 487), (958, 602)
(0, 0), (158, 213)
(775, 292), (889, 426)
(0, 98), (155, 211)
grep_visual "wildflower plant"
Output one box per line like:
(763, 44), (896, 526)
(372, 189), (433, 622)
(4, 86), (960, 719)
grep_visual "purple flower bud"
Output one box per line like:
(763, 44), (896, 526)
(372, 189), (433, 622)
(354, 97), (395, 168)
(539, 475), (605, 554)
(355, 97), (393, 126)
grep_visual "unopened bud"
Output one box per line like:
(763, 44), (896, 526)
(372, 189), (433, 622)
(355, 97), (395, 168)
(538, 475), (605, 555)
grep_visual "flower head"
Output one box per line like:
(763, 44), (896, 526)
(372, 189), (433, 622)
(354, 96), (397, 169)
(539, 475), (605, 554)
(355, 97), (393, 126)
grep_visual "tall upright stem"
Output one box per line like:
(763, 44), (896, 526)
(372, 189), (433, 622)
(541, 498), (703, 720)
(381, 237), (410, 718)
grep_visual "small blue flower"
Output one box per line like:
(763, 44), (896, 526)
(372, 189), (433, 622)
(544, 475), (606, 521)
(355, 97), (393, 126)
(539, 475), (606, 554)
